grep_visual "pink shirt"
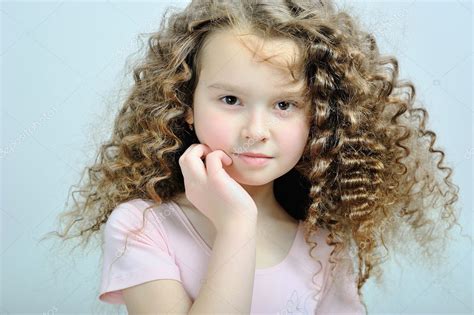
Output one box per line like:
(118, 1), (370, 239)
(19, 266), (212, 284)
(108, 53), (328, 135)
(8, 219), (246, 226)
(98, 198), (365, 314)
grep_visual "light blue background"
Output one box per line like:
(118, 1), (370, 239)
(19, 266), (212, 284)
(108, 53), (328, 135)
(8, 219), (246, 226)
(1, 0), (472, 313)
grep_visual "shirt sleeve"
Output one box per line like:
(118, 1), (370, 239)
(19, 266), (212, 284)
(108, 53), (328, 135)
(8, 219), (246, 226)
(98, 201), (182, 304)
(315, 244), (367, 315)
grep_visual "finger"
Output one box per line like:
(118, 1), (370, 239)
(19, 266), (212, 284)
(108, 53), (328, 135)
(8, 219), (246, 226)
(206, 150), (233, 176)
(180, 144), (213, 181)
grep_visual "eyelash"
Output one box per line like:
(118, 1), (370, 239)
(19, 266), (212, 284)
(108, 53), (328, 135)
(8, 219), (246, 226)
(218, 95), (299, 112)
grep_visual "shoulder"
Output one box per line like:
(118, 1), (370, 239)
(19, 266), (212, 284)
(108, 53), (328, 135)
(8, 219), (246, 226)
(104, 198), (176, 240)
(300, 224), (332, 252)
(107, 198), (173, 225)
(300, 225), (355, 270)
(102, 198), (181, 255)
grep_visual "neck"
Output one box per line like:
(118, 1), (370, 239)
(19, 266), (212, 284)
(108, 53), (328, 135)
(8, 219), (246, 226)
(239, 181), (288, 222)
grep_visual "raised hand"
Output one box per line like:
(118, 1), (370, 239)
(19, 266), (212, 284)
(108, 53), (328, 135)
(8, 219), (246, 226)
(178, 143), (258, 232)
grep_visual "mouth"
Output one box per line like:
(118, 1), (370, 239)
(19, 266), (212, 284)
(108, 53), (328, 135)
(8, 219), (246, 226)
(233, 153), (273, 167)
(234, 152), (273, 158)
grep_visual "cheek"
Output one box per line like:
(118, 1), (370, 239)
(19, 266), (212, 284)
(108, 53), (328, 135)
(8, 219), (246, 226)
(277, 123), (310, 158)
(194, 110), (231, 149)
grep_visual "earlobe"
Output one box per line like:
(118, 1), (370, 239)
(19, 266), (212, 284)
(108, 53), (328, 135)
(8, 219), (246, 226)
(185, 108), (194, 125)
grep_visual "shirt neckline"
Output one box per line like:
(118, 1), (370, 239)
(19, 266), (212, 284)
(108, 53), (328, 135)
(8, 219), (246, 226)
(168, 199), (301, 274)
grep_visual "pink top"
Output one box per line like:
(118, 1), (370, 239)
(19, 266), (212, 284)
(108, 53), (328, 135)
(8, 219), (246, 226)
(98, 198), (366, 314)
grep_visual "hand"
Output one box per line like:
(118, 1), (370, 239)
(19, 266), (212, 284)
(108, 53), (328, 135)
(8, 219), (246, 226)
(178, 143), (258, 232)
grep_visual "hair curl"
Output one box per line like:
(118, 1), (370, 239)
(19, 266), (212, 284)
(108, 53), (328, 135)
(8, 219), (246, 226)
(41, 0), (469, 312)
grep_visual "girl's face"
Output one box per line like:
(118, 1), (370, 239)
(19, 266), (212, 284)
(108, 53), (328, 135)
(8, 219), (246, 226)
(187, 29), (311, 186)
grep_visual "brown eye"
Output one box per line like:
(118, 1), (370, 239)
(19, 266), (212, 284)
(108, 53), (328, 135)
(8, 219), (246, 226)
(276, 101), (298, 112)
(220, 95), (240, 106)
(219, 96), (298, 112)
(276, 101), (291, 111)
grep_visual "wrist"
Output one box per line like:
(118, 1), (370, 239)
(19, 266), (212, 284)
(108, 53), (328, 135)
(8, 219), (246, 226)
(217, 212), (258, 234)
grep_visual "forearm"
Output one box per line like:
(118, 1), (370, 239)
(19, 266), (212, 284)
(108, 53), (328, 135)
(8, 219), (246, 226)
(188, 217), (257, 314)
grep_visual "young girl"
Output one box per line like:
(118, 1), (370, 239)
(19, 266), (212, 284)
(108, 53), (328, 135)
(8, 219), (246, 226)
(42, 0), (466, 313)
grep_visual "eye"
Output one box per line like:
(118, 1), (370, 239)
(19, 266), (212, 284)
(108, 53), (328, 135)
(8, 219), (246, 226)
(275, 101), (299, 111)
(219, 95), (299, 112)
(220, 95), (240, 106)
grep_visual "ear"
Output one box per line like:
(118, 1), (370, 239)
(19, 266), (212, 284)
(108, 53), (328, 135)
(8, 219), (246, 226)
(185, 107), (194, 125)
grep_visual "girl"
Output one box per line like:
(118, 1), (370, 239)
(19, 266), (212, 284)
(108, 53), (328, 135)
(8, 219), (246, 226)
(42, 0), (466, 313)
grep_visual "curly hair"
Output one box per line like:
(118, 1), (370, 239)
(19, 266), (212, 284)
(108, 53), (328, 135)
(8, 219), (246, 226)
(41, 0), (469, 312)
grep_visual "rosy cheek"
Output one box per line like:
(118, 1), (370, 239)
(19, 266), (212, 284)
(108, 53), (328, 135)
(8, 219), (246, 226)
(195, 111), (231, 150)
(278, 125), (309, 156)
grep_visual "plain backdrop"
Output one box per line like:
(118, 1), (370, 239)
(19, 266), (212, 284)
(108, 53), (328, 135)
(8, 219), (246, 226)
(1, 0), (472, 314)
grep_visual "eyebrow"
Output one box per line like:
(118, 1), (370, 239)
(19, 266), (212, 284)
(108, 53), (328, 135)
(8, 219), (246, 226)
(207, 82), (306, 99)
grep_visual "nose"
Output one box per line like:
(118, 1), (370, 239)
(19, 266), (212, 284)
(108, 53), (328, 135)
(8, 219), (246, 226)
(240, 107), (271, 142)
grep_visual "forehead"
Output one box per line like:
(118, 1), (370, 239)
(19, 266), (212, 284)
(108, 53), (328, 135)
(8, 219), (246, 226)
(198, 29), (306, 92)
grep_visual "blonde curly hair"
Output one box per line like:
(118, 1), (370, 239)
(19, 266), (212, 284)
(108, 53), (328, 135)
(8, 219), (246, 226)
(41, 0), (469, 311)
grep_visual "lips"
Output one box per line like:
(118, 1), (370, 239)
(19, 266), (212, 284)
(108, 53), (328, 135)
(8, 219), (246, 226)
(237, 152), (273, 158)
(236, 154), (272, 167)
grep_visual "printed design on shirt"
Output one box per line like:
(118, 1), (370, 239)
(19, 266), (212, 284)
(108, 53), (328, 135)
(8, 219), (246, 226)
(278, 289), (317, 315)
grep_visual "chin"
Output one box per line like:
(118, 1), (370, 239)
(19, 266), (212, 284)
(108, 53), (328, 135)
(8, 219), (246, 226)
(234, 178), (271, 186)
(225, 169), (274, 186)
